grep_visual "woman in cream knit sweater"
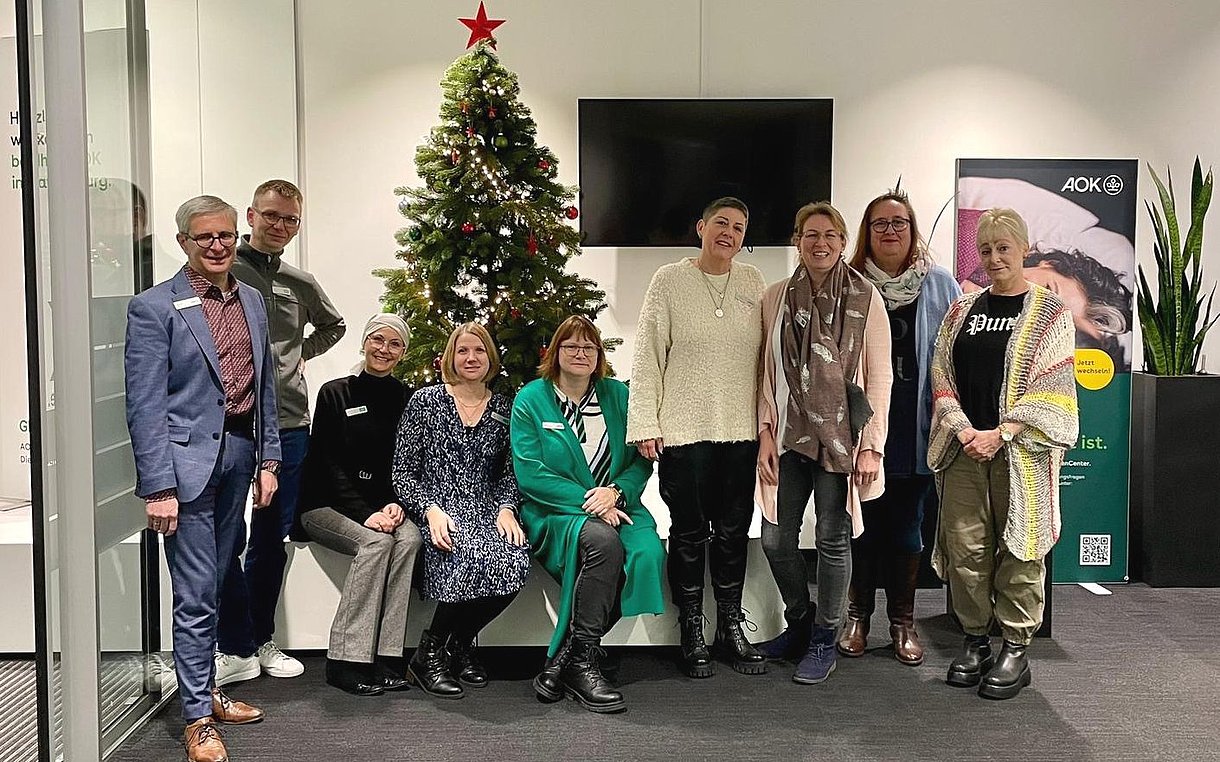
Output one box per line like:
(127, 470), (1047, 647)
(626, 196), (767, 678)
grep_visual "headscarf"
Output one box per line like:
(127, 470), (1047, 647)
(353, 313), (411, 373)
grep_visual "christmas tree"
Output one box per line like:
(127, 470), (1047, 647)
(376, 38), (610, 392)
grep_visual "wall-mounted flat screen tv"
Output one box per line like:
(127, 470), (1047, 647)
(578, 98), (833, 247)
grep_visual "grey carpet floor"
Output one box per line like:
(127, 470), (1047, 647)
(109, 584), (1220, 761)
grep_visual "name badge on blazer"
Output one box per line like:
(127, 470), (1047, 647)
(542, 421), (565, 431)
(489, 411), (510, 425)
(173, 296), (202, 310)
(272, 285), (295, 298)
(345, 406), (369, 417)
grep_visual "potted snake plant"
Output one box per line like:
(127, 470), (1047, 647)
(1130, 157), (1220, 586)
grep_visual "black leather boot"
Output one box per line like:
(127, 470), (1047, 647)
(406, 630), (464, 699)
(712, 604), (767, 675)
(677, 602), (715, 678)
(756, 606), (813, 661)
(946, 634), (994, 687)
(978, 640), (1031, 700)
(532, 635), (574, 703)
(325, 658), (384, 697)
(372, 657), (411, 692)
(559, 639), (626, 714)
(448, 637), (488, 688)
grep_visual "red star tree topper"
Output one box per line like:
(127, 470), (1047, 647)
(459, 2), (505, 49)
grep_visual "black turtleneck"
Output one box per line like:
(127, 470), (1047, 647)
(301, 371), (412, 523)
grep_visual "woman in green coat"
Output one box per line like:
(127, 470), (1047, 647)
(511, 315), (666, 714)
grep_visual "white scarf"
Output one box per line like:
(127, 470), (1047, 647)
(862, 254), (930, 310)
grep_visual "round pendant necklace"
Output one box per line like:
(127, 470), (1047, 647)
(698, 265), (732, 318)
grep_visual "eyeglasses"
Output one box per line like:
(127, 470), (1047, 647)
(801, 231), (843, 244)
(870, 218), (910, 233)
(367, 334), (406, 353)
(559, 343), (599, 357)
(252, 208), (302, 229)
(185, 232), (238, 248)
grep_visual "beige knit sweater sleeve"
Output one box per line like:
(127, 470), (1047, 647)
(626, 266), (673, 444)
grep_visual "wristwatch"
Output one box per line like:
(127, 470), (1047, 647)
(997, 423), (1014, 443)
(609, 483), (626, 510)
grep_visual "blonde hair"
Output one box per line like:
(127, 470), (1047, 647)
(976, 207), (1030, 252)
(792, 201), (849, 246)
(440, 322), (501, 384)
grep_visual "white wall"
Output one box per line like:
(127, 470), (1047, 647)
(294, 0), (1220, 384)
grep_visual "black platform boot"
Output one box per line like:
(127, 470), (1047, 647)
(560, 639), (626, 714)
(405, 630), (464, 699)
(946, 634), (994, 687)
(448, 637), (488, 688)
(978, 640), (1031, 700)
(712, 603), (767, 675)
(532, 634), (575, 702)
(677, 601), (715, 678)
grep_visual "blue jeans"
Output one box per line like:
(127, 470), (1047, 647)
(165, 432), (255, 721)
(216, 426), (309, 656)
(761, 450), (851, 629)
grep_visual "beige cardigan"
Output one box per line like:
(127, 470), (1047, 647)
(755, 278), (892, 537)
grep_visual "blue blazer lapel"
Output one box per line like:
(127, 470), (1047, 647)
(171, 270), (222, 383)
(236, 282), (266, 390)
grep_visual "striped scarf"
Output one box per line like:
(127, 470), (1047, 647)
(558, 385), (612, 487)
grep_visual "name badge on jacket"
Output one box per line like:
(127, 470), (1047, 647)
(489, 411), (510, 425)
(345, 406), (369, 417)
(272, 285), (295, 299)
(173, 296), (202, 310)
(542, 421), (565, 430)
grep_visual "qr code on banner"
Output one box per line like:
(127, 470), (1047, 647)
(1080, 534), (1111, 566)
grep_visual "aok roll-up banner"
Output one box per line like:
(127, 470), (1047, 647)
(954, 158), (1137, 584)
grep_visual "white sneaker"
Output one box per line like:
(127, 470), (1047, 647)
(256, 640), (304, 678)
(214, 651), (260, 687)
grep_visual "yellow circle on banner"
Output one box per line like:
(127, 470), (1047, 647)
(1074, 348), (1114, 390)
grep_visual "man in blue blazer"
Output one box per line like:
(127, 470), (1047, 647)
(125, 195), (282, 762)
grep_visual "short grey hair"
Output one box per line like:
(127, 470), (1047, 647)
(175, 195), (238, 235)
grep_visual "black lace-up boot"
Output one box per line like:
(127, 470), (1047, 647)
(712, 603), (767, 675)
(677, 601), (715, 678)
(405, 630), (464, 699)
(532, 633), (575, 702)
(559, 639), (626, 714)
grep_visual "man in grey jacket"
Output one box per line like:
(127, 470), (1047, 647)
(216, 179), (346, 685)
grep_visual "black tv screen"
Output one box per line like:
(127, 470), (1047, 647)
(578, 98), (833, 247)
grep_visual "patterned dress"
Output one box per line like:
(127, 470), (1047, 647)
(391, 384), (531, 602)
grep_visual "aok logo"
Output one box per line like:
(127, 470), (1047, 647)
(1061, 175), (1124, 196)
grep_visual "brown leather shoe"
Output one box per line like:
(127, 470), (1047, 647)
(889, 623), (924, 665)
(184, 718), (228, 762)
(212, 688), (264, 725)
(837, 617), (869, 657)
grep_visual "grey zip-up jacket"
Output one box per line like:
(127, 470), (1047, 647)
(232, 236), (346, 429)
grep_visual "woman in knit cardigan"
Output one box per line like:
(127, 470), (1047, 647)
(626, 196), (767, 678)
(512, 316), (665, 713)
(928, 207), (1077, 700)
(753, 201), (892, 685)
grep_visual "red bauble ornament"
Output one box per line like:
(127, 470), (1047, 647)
(526, 233), (538, 256)
(510, 307), (522, 319)
(458, 2), (506, 49)
(537, 159), (550, 171)
(538, 345), (547, 359)
(487, 106), (497, 118)
(450, 149), (460, 164)
(461, 222), (476, 234)
(465, 127), (475, 138)
(565, 206), (579, 220)
(433, 356), (442, 371)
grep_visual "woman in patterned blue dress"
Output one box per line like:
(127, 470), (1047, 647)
(392, 322), (531, 699)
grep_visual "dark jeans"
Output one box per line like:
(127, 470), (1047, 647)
(570, 519), (626, 642)
(658, 439), (758, 608)
(165, 432), (255, 721)
(855, 474), (932, 555)
(761, 450), (851, 629)
(217, 425), (309, 656)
